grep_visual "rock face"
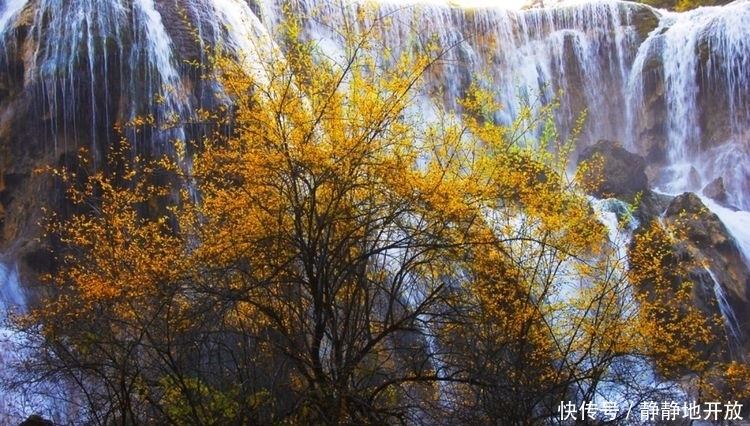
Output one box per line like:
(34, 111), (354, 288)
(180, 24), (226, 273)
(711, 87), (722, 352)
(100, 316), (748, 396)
(665, 193), (735, 250)
(579, 139), (750, 360)
(702, 177), (737, 209)
(663, 192), (750, 358)
(0, 0), (232, 286)
(578, 139), (649, 203)
(576, 138), (675, 224)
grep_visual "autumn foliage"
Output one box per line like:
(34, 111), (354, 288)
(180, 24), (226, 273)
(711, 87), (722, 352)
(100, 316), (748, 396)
(9, 3), (742, 425)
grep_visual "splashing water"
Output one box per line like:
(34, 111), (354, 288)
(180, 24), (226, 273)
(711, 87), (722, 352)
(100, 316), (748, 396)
(1, 261), (29, 423)
(0, 262), (25, 319)
(706, 267), (745, 361)
(0, 261), (81, 424)
(629, 2), (750, 209)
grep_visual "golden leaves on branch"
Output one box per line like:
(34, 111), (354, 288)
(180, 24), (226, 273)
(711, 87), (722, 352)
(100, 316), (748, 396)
(38, 143), (184, 327)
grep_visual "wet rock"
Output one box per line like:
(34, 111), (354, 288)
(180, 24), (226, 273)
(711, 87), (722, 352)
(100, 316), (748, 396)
(577, 139), (649, 203)
(687, 166), (702, 189)
(632, 36), (669, 165)
(664, 192), (750, 358)
(703, 177), (735, 208)
(154, 0), (212, 64)
(628, 216), (727, 366)
(629, 192), (750, 363)
(665, 192), (732, 249)
(628, 2), (661, 41)
(636, 190), (672, 224)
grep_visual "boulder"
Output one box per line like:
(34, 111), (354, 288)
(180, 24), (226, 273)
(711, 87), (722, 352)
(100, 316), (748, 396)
(664, 192), (750, 358)
(577, 139), (649, 203)
(628, 2), (662, 41)
(628, 192), (750, 363)
(635, 189), (672, 224)
(665, 192), (733, 249)
(703, 177), (735, 209)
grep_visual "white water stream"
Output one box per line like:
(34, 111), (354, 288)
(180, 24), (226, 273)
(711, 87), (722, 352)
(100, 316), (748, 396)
(0, 261), (80, 424)
(629, 2), (750, 210)
(706, 267), (745, 361)
(1, 262), (33, 424)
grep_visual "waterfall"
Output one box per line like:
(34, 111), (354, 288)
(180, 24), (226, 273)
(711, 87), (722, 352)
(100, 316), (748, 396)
(131, 0), (192, 123)
(628, 1), (750, 210)
(248, 0), (750, 214)
(706, 268), (745, 361)
(658, 11), (702, 191)
(0, 261), (25, 320)
(4, 0), (748, 208)
(1, 261), (28, 423)
(248, 1), (641, 141)
(250, 0), (750, 215)
(1, 0), (196, 156)
(0, 261), (78, 424)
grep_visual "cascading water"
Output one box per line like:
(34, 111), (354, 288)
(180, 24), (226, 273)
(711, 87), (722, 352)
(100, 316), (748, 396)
(1, 261), (26, 423)
(4, 0), (747, 206)
(706, 267), (745, 361)
(0, 0), (214, 158)
(650, 11), (703, 192)
(1, 261), (33, 423)
(255, 0), (750, 216)
(1, 261), (81, 423)
(0, 0), (179, 156)
(0, 0), (289, 157)
(628, 1), (750, 210)
(257, 0), (641, 141)
(0, 261), (24, 321)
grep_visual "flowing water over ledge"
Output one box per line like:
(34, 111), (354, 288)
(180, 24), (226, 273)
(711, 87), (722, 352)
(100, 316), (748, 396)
(2, 0), (748, 189)
(2, 0), (748, 207)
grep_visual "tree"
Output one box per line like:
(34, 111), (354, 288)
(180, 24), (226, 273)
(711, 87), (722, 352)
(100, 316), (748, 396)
(179, 15), (464, 425)
(17, 6), (470, 423)
(428, 90), (653, 425)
